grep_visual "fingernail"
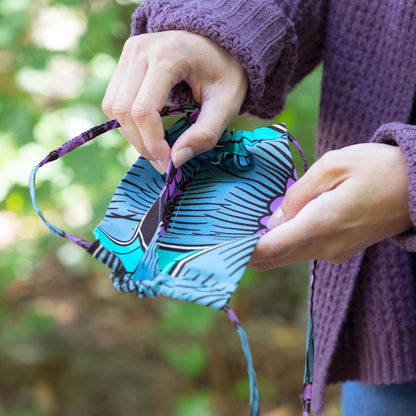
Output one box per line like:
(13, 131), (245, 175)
(267, 207), (285, 229)
(151, 161), (165, 174)
(173, 147), (194, 169)
(156, 159), (168, 174)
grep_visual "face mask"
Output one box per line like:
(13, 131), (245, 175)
(30, 105), (310, 416)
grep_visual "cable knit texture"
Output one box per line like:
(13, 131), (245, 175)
(130, 0), (416, 414)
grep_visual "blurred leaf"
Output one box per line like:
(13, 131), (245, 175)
(5, 191), (25, 213)
(0, 314), (56, 360)
(23, 312), (56, 333)
(0, 95), (37, 145)
(0, 304), (8, 322)
(157, 300), (217, 336)
(232, 377), (250, 401)
(0, 13), (28, 49)
(175, 391), (216, 416)
(2, 409), (42, 416)
(162, 342), (208, 377)
(78, 4), (129, 60)
(236, 268), (261, 290)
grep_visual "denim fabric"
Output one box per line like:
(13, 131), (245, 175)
(342, 381), (416, 416)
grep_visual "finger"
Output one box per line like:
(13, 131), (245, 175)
(268, 152), (348, 228)
(250, 180), (366, 270)
(102, 37), (136, 119)
(112, 65), (146, 144)
(102, 67), (125, 120)
(112, 65), (168, 173)
(132, 62), (184, 173)
(250, 198), (324, 270)
(102, 39), (166, 173)
(171, 92), (240, 168)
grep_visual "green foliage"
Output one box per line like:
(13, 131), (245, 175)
(232, 377), (250, 401)
(2, 410), (42, 416)
(174, 391), (216, 416)
(162, 342), (208, 377)
(157, 300), (217, 336)
(0, 311), (56, 355)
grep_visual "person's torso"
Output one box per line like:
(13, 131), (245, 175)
(316, 0), (416, 157)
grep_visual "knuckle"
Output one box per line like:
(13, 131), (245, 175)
(196, 127), (219, 151)
(120, 38), (137, 65)
(121, 35), (150, 66)
(124, 34), (146, 52)
(167, 31), (187, 50)
(316, 150), (339, 174)
(131, 101), (149, 123)
(152, 52), (189, 82)
(143, 141), (161, 155)
(151, 43), (172, 62)
(283, 185), (296, 207)
(137, 145), (151, 159)
(282, 184), (300, 217)
(163, 61), (188, 82)
(112, 101), (130, 122)
(101, 99), (113, 117)
(123, 36), (135, 53)
(284, 184), (295, 200)
(155, 32), (185, 57)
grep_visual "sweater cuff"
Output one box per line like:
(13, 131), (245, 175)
(370, 122), (416, 251)
(131, 0), (298, 119)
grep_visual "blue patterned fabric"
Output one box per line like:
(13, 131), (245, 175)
(93, 114), (297, 309)
(29, 106), (307, 416)
(342, 381), (416, 416)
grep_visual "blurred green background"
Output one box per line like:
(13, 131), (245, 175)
(0, 0), (339, 415)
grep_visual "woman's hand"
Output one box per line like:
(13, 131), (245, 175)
(249, 143), (413, 271)
(102, 30), (248, 173)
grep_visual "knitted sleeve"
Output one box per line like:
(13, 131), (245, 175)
(130, 0), (329, 119)
(370, 122), (416, 252)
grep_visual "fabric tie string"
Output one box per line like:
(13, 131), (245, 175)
(224, 304), (260, 416)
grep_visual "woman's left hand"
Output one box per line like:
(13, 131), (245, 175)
(248, 143), (413, 271)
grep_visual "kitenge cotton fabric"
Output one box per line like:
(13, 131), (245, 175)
(30, 105), (309, 416)
(92, 108), (300, 308)
(130, 0), (416, 413)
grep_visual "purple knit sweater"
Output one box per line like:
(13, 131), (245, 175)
(130, 0), (416, 413)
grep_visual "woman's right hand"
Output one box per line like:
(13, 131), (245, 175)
(102, 30), (248, 173)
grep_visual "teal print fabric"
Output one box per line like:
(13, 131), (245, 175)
(29, 105), (310, 416)
(93, 111), (299, 309)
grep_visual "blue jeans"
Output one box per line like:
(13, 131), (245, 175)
(342, 381), (416, 416)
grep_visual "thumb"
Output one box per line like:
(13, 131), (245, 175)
(171, 96), (240, 168)
(267, 156), (338, 228)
